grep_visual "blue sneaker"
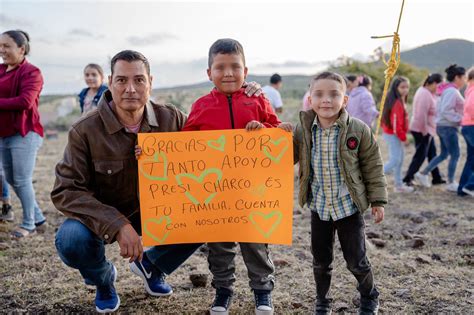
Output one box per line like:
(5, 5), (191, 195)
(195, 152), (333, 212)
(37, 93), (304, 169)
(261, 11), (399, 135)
(95, 264), (120, 313)
(130, 253), (173, 296)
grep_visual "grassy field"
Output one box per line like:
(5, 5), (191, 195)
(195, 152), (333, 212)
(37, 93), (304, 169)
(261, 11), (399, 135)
(0, 96), (473, 314)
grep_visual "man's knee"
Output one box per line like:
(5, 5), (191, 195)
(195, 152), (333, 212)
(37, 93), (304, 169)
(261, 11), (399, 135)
(55, 219), (103, 267)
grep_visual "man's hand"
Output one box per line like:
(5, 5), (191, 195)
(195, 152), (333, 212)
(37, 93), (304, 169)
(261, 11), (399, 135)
(371, 206), (384, 224)
(246, 120), (265, 131)
(116, 224), (143, 263)
(278, 122), (293, 132)
(243, 81), (262, 97)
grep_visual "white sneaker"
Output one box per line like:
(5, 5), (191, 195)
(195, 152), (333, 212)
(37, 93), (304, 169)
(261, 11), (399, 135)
(462, 187), (474, 197)
(414, 172), (432, 188)
(445, 181), (459, 192)
(394, 184), (415, 193)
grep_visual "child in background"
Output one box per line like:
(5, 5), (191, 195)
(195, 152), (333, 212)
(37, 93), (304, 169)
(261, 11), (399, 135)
(289, 71), (387, 314)
(346, 75), (379, 128)
(457, 66), (474, 196)
(78, 63), (108, 114)
(381, 76), (414, 193)
(403, 73), (445, 186)
(345, 74), (359, 96)
(182, 38), (280, 315)
(415, 64), (466, 191)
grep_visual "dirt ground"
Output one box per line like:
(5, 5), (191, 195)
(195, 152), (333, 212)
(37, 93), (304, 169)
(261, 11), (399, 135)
(0, 132), (473, 314)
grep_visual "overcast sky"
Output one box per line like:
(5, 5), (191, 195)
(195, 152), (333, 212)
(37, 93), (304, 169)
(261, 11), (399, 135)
(1, 0), (473, 94)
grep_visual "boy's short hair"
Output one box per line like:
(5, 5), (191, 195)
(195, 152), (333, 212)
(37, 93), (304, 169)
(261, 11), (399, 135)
(270, 73), (282, 84)
(310, 71), (347, 93)
(208, 38), (245, 68)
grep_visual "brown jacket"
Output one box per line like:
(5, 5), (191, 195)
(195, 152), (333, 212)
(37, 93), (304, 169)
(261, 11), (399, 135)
(294, 109), (388, 212)
(51, 91), (186, 243)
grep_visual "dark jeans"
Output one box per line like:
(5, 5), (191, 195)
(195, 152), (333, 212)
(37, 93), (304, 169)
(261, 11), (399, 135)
(404, 131), (442, 184)
(207, 242), (275, 292)
(55, 219), (201, 286)
(311, 211), (378, 305)
(458, 126), (474, 194)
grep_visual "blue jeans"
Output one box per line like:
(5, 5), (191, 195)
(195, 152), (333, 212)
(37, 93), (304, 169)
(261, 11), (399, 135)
(55, 219), (201, 286)
(458, 125), (474, 194)
(383, 133), (404, 186)
(1, 132), (44, 229)
(422, 126), (460, 183)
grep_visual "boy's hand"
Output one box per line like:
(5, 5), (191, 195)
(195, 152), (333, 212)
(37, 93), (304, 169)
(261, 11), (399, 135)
(278, 122), (293, 132)
(135, 145), (142, 160)
(371, 206), (384, 223)
(243, 81), (262, 97)
(246, 120), (265, 131)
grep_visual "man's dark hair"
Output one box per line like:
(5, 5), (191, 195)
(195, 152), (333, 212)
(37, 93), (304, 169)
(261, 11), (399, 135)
(111, 50), (150, 77)
(208, 38), (245, 68)
(3, 30), (30, 55)
(270, 73), (282, 85)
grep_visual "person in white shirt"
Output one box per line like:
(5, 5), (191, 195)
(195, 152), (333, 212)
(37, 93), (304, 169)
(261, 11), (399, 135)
(262, 73), (283, 113)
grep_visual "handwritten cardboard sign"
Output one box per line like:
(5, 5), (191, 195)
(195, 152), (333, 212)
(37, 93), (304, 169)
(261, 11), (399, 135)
(137, 128), (293, 246)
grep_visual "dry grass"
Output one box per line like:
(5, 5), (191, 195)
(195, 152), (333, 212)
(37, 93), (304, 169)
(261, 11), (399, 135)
(0, 132), (473, 314)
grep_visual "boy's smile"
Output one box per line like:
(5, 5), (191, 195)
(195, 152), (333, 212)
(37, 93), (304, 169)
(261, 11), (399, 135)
(309, 79), (348, 127)
(207, 53), (248, 95)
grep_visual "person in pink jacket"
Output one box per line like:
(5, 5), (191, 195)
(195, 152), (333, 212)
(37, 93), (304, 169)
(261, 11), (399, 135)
(458, 66), (474, 196)
(403, 73), (445, 186)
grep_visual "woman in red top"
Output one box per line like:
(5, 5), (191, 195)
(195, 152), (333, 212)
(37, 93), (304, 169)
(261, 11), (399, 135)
(0, 30), (45, 237)
(381, 76), (414, 193)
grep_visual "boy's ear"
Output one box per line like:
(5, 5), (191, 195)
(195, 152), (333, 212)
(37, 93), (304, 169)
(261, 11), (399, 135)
(108, 75), (112, 86)
(342, 95), (349, 107)
(244, 66), (248, 79)
(207, 69), (212, 81)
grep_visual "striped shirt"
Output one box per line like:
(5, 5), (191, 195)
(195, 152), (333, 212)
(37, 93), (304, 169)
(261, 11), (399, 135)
(308, 118), (358, 221)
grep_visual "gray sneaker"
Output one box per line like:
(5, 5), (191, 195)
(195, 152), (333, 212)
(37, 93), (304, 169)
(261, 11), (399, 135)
(1, 204), (14, 222)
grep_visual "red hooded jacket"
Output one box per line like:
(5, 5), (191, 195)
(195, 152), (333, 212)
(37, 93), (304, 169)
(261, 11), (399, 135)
(182, 88), (280, 131)
(381, 99), (409, 141)
(0, 59), (44, 138)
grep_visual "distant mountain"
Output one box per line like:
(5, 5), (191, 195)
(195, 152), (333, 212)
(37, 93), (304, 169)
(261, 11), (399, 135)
(156, 74), (313, 100)
(155, 38), (473, 97)
(401, 39), (473, 72)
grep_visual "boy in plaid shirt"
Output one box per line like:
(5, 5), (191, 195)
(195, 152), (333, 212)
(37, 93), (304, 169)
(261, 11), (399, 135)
(282, 71), (387, 314)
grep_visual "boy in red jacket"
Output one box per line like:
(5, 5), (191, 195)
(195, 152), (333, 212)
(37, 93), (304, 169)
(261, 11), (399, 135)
(182, 38), (280, 315)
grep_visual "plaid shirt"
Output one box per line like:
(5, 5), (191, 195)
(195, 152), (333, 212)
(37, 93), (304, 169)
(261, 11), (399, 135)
(308, 118), (358, 221)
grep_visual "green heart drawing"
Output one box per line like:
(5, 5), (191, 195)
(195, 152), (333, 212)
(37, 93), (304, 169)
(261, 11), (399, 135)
(262, 137), (289, 163)
(249, 184), (267, 197)
(249, 211), (283, 238)
(144, 216), (172, 244)
(175, 168), (223, 205)
(207, 135), (226, 152)
(139, 151), (168, 181)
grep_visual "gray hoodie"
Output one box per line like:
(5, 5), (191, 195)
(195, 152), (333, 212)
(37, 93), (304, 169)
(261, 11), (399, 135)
(435, 87), (464, 127)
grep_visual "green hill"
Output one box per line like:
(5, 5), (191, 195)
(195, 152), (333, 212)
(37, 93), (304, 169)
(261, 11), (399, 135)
(401, 39), (473, 72)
